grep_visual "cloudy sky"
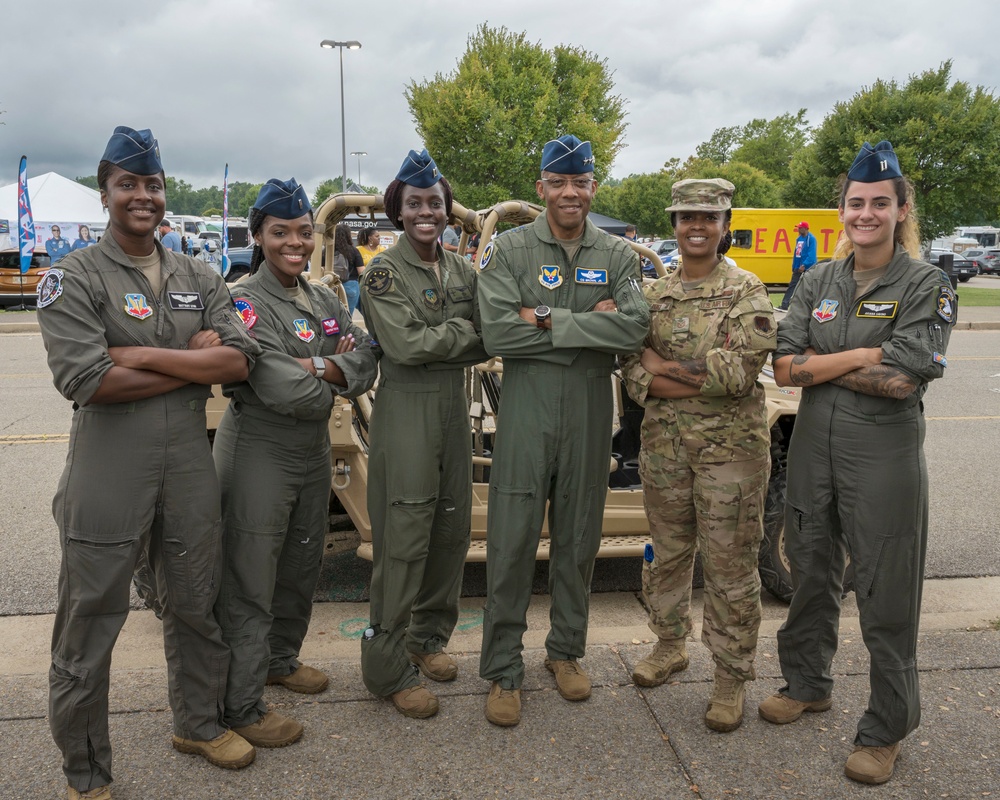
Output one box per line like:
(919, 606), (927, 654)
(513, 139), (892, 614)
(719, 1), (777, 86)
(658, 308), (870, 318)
(1, 0), (997, 203)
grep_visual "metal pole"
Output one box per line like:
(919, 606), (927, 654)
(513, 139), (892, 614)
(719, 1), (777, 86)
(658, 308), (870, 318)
(339, 45), (347, 194)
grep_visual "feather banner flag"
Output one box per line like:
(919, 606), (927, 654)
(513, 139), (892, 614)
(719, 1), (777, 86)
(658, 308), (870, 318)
(17, 156), (36, 274)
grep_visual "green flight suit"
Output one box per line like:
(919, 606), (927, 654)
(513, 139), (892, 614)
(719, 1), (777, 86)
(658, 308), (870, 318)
(37, 234), (260, 792)
(774, 245), (955, 746)
(359, 235), (488, 697)
(621, 259), (775, 681)
(213, 266), (379, 728)
(477, 211), (649, 689)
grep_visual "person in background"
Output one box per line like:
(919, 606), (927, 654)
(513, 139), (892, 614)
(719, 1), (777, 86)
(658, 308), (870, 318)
(622, 178), (774, 733)
(477, 135), (649, 727)
(45, 225), (72, 262)
(72, 224), (97, 250)
(358, 227), (385, 269)
(441, 222), (461, 252)
(158, 219), (182, 253)
(214, 178), (379, 750)
(37, 125), (261, 799)
(759, 140), (954, 785)
(623, 223), (638, 241)
(777, 221), (817, 310)
(359, 149), (488, 720)
(335, 223), (364, 315)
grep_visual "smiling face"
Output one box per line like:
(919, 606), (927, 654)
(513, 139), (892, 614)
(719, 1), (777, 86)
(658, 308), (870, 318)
(254, 213), (315, 287)
(839, 179), (908, 253)
(398, 183), (448, 258)
(674, 210), (729, 262)
(100, 166), (166, 249)
(536, 171), (596, 239)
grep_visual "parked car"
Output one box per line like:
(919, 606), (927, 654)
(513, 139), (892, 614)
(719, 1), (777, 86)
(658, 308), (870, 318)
(963, 248), (1000, 275)
(928, 250), (978, 282)
(0, 249), (51, 307)
(223, 246), (253, 282)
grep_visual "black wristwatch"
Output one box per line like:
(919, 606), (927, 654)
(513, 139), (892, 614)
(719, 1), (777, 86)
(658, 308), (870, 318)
(311, 356), (327, 378)
(534, 305), (551, 329)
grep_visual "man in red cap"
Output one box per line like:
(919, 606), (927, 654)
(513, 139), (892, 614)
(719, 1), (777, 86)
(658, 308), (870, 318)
(777, 221), (817, 311)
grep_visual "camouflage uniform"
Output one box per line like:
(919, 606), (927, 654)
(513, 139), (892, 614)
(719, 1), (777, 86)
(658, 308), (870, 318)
(622, 258), (775, 680)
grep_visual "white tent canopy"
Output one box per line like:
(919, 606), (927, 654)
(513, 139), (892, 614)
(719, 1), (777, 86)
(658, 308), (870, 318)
(0, 172), (107, 249)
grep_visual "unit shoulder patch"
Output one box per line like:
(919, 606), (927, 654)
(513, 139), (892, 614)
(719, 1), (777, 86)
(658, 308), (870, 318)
(364, 266), (393, 296)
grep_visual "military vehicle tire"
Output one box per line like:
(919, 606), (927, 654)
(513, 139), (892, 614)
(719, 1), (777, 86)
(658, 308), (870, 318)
(758, 430), (855, 603)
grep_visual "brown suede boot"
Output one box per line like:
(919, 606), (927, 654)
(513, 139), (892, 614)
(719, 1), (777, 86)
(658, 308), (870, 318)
(845, 742), (902, 784)
(485, 682), (521, 727)
(632, 641), (689, 687)
(705, 668), (746, 732)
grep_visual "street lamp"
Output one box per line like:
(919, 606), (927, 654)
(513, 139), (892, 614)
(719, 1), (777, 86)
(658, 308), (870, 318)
(350, 151), (367, 186)
(320, 39), (362, 195)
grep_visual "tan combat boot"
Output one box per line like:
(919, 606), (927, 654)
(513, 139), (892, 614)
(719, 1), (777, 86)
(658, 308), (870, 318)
(704, 668), (746, 732)
(68, 787), (112, 800)
(390, 685), (439, 718)
(758, 692), (833, 724)
(232, 710), (304, 748)
(544, 657), (592, 700)
(845, 742), (902, 784)
(409, 650), (458, 682)
(632, 640), (689, 688)
(485, 682), (521, 727)
(171, 729), (256, 769)
(266, 664), (329, 694)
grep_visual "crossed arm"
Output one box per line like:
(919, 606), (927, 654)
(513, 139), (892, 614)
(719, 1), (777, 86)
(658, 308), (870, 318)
(773, 347), (917, 400)
(637, 348), (705, 399)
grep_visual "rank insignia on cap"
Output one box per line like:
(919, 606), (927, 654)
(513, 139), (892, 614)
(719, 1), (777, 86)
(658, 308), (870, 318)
(364, 266), (393, 296)
(293, 319), (316, 342)
(322, 317), (340, 336)
(936, 286), (956, 323)
(35, 268), (64, 309)
(124, 293), (153, 320)
(234, 298), (257, 329)
(478, 241), (494, 270)
(933, 352), (947, 366)
(422, 288), (441, 310)
(575, 267), (608, 285)
(539, 265), (563, 290)
(857, 301), (898, 319)
(811, 299), (839, 323)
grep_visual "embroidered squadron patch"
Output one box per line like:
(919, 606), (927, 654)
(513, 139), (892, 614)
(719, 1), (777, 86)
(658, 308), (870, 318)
(35, 268), (64, 308)
(234, 298), (257, 329)
(857, 301), (898, 319)
(936, 286), (956, 323)
(673, 317), (689, 333)
(539, 265), (563, 290)
(422, 288), (441, 310)
(124, 293), (153, 320)
(447, 286), (473, 303)
(293, 319), (316, 342)
(364, 266), (392, 296)
(575, 267), (608, 284)
(933, 352), (948, 366)
(322, 317), (340, 336)
(754, 315), (774, 335)
(478, 241), (494, 270)
(812, 299), (839, 323)
(167, 291), (205, 311)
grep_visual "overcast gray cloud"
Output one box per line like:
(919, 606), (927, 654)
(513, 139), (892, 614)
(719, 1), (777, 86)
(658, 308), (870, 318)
(1, 0), (997, 202)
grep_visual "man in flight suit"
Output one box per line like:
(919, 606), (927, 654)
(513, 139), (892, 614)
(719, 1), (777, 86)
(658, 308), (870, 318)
(477, 135), (649, 726)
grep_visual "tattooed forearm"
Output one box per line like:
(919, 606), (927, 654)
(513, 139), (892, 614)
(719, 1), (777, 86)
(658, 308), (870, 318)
(664, 359), (708, 388)
(831, 365), (916, 399)
(789, 354), (815, 386)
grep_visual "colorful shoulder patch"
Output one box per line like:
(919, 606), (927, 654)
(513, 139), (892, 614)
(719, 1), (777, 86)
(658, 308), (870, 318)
(364, 266), (393, 296)
(35, 268), (64, 309)
(575, 267), (608, 285)
(539, 265), (563, 290)
(292, 319), (316, 342)
(124, 293), (153, 320)
(936, 285), (957, 324)
(422, 288), (441, 310)
(234, 298), (257, 329)
(933, 352), (947, 366)
(811, 299), (839, 323)
(856, 301), (898, 319)
(322, 317), (341, 336)
(478, 241), (494, 271)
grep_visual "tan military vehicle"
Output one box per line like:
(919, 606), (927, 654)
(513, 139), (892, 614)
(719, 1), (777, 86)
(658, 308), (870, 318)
(206, 194), (812, 602)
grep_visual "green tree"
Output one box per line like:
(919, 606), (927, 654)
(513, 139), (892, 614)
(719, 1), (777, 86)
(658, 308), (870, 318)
(312, 177), (380, 208)
(782, 145), (839, 208)
(730, 110), (810, 183)
(75, 175), (99, 190)
(592, 162), (680, 238)
(679, 158), (784, 209)
(694, 125), (741, 165)
(406, 24), (627, 210)
(803, 62), (1000, 239)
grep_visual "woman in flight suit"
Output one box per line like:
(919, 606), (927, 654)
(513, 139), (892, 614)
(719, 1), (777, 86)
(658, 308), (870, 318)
(37, 126), (260, 800)
(622, 178), (775, 733)
(358, 149), (488, 718)
(213, 179), (379, 747)
(758, 141), (955, 785)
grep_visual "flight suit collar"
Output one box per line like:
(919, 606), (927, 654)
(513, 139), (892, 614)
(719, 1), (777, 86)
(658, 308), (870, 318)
(253, 261), (316, 315)
(532, 210), (604, 248)
(394, 232), (446, 273)
(97, 231), (179, 278)
(836, 243), (911, 286)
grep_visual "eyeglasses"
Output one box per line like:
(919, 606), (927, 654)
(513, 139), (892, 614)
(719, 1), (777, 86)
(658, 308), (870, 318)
(540, 178), (594, 191)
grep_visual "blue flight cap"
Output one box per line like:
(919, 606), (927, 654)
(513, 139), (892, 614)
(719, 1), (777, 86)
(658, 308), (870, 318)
(252, 178), (311, 218)
(395, 149), (442, 188)
(540, 135), (594, 174)
(101, 126), (162, 175)
(847, 140), (902, 182)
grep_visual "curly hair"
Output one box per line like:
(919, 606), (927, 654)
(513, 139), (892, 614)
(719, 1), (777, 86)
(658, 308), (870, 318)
(833, 175), (921, 260)
(334, 223), (360, 260)
(383, 176), (454, 229)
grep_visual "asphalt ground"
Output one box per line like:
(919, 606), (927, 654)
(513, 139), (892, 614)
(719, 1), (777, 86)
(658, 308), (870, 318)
(1, 314), (998, 798)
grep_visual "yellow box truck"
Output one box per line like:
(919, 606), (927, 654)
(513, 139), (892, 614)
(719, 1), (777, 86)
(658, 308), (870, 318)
(728, 208), (844, 284)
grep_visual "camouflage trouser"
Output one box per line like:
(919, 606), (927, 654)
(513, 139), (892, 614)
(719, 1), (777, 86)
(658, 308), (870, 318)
(640, 453), (769, 680)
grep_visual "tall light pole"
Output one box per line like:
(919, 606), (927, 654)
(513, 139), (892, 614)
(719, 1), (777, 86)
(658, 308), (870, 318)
(350, 151), (367, 187)
(320, 39), (362, 195)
